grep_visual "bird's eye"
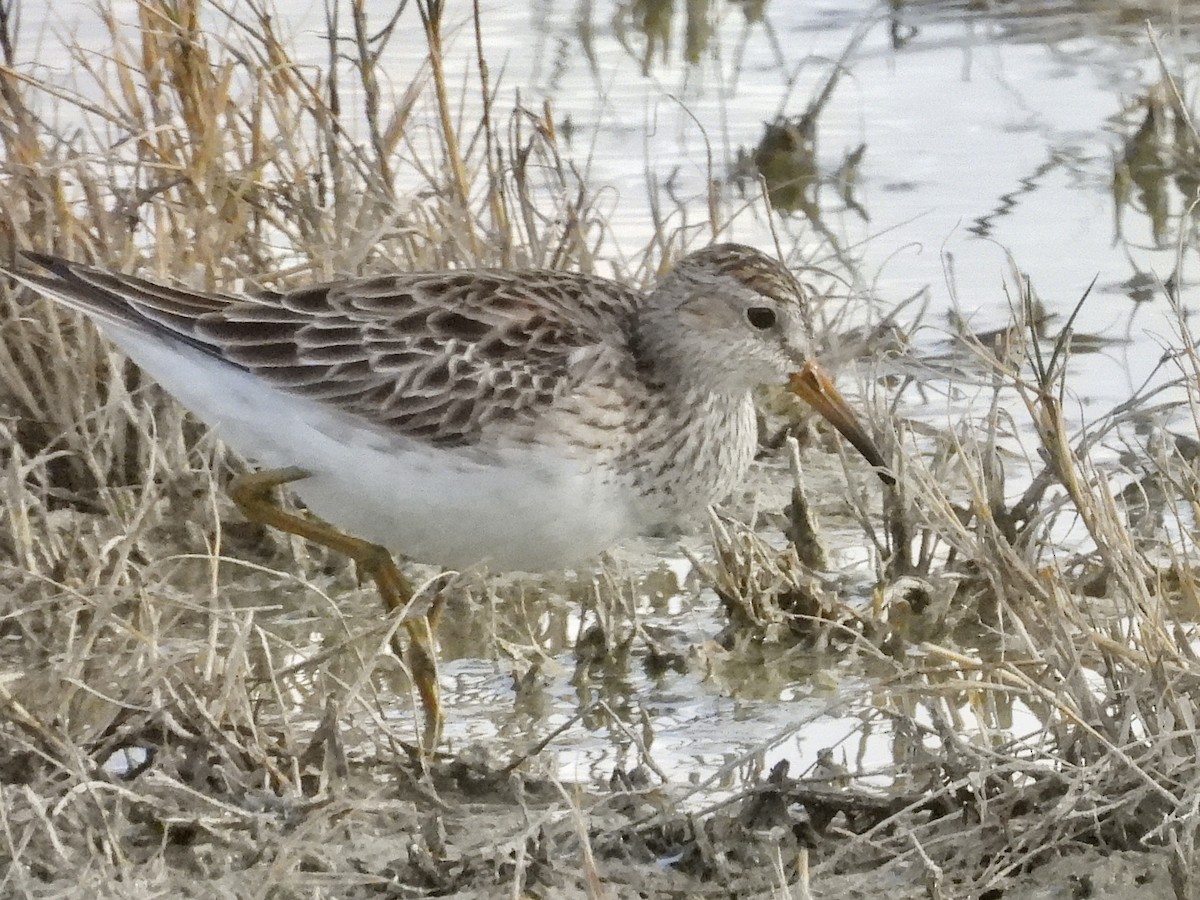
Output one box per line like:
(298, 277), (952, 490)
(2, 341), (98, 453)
(746, 306), (776, 330)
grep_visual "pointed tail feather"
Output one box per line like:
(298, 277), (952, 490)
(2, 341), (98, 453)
(4, 252), (230, 360)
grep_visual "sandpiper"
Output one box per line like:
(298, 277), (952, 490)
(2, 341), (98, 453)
(5, 244), (890, 745)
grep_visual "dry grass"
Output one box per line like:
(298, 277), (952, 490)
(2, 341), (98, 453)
(0, 1), (634, 894)
(686, 256), (1200, 895)
(2, 1), (1200, 898)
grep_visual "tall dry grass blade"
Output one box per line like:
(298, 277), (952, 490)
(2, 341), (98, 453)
(417, 0), (477, 254)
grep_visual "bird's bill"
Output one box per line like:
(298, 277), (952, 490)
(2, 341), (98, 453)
(788, 363), (894, 485)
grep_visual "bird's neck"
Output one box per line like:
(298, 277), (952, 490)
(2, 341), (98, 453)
(622, 387), (759, 530)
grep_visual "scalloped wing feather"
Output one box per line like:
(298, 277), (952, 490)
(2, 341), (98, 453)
(18, 255), (645, 448)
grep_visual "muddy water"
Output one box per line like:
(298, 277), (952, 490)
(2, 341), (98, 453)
(25, 0), (1200, 793)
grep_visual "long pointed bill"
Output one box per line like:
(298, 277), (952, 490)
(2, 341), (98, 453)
(788, 362), (894, 485)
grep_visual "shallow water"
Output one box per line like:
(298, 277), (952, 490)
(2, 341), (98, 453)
(23, 0), (1200, 794)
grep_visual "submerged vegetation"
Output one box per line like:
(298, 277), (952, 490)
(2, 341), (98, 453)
(1, 0), (1199, 897)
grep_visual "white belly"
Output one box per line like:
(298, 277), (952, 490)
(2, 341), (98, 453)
(111, 328), (639, 570)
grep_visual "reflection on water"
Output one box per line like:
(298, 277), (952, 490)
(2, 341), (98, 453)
(1114, 77), (1200, 251)
(423, 597), (1061, 805)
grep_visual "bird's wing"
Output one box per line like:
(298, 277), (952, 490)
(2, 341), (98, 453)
(12, 253), (645, 447)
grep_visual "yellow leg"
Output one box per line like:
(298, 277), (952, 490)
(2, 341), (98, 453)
(229, 466), (443, 748)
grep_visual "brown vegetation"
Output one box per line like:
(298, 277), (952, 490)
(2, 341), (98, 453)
(1, 1), (1199, 897)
